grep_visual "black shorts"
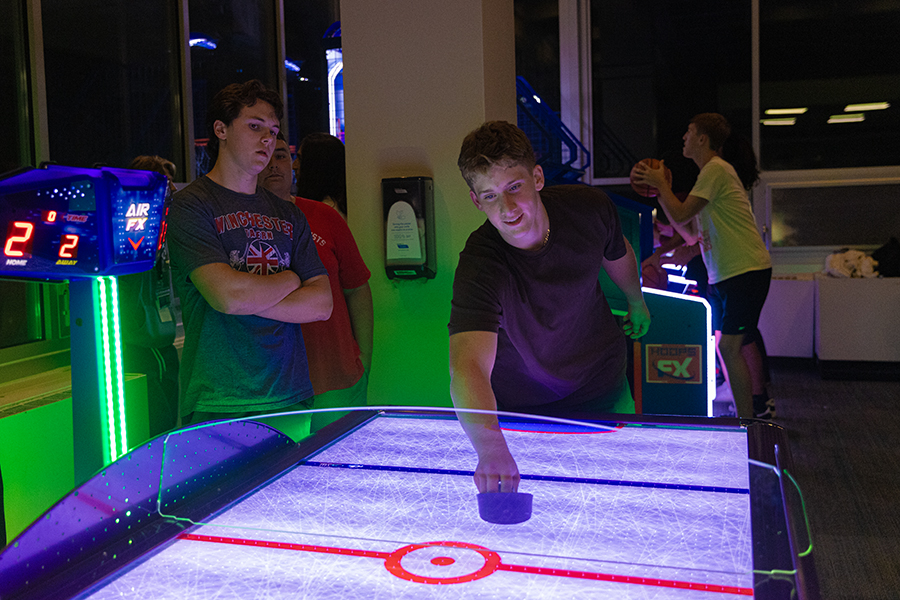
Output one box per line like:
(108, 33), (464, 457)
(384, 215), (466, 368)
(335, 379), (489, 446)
(708, 268), (771, 336)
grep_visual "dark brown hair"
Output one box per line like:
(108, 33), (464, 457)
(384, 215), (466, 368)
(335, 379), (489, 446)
(128, 155), (175, 179)
(689, 113), (731, 153)
(690, 112), (759, 189)
(294, 132), (347, 215)
(457, 121), (536, 189)
(206, 80), (284, 162)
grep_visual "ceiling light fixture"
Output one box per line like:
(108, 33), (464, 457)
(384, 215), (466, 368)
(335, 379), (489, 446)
(764, 108), (808, 115)
(760, 118), (797, 126)
(844, 102), (890, 112)
(828, 113), (865, 124)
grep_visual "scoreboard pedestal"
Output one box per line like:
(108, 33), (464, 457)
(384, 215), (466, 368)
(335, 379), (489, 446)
(69, 278), (131, 482)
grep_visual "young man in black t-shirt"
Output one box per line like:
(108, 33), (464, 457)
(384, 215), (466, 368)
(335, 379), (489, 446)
(449, 121), (650, 495)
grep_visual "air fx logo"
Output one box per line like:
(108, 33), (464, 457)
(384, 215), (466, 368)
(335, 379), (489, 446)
(125, 203), (151, 232)
(645, 344), (702, 384)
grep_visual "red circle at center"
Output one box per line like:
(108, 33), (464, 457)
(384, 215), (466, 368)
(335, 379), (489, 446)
(431, 556), (455, 566)
(385, 541), (502, 585)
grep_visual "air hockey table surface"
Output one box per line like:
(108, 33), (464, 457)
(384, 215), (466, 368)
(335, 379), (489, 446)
(0, 409), (816, 599)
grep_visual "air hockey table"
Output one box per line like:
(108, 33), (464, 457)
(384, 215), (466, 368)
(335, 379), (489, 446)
(0, 408), (818, 599)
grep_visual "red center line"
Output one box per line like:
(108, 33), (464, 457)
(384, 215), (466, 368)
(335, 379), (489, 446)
(498, 563), (753, 595)
(178, 533), (753, 596)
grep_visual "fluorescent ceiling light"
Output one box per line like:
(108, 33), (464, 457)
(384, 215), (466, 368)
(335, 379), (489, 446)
(760, 118), (796, 126)
(844, 102), (890, 112)
(765, 108), (808, 115)
(828, 113), (865, 124)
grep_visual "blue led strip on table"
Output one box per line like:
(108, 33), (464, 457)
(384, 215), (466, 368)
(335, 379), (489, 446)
(301, 461), (750, 495)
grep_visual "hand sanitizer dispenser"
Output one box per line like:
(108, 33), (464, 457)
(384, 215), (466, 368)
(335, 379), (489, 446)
(383, 176), (436, 279)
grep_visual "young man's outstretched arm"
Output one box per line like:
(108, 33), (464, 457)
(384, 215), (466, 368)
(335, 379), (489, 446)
(449, 330), (520, 494)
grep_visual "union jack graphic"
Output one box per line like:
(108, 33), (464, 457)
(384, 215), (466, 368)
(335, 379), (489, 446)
(246, 240), (280, 275)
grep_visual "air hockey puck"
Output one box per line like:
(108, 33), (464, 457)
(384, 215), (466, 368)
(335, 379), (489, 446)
(476, 492), (533, 524)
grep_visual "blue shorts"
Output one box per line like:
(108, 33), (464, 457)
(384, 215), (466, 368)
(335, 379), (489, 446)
(708, 268), (772, 336)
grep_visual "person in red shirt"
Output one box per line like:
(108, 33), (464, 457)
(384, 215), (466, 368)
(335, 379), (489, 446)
(260, 133), (373, 431)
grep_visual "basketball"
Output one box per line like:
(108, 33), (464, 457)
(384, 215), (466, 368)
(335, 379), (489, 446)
(630, 158), (672, 198)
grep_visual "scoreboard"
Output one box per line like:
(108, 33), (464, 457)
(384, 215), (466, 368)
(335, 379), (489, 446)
(0, 163), (169, 482)
(0, 164), (167, 279)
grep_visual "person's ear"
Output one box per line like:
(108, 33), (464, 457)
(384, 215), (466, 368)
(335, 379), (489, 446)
(213, 120), (227, 141)
(532, 164), (545, 191)
(470, 190), (483, 211)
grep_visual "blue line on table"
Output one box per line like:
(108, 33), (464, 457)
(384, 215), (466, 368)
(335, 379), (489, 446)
(300, 461), (749, 495)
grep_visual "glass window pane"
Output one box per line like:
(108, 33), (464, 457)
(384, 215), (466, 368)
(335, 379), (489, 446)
(1, 1), (43, 355)
(189, 0), (279, 176)
(283, 1), (340, 148)
(0, 281), (43, 350)
(771, 183), (900, 247)
(590, 0), (752, 179)
(515, 0), (561, 115)
(0, 0), (32, 173)
(760, 2), (900, 170)
(41, 0), (184, 173)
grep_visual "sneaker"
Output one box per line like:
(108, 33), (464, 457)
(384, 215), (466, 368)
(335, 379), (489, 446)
(754, 397), (777, 420)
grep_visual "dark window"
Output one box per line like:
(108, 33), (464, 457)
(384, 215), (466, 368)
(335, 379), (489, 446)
(760, 1), (900, 170)
(189, 0), (279, 175)
(41, 0), (184, 173)
(0, 0), (32, 174)
(590, 0), (752, 178)
(515, 0), (561, 115)
(283, 0), (340, 148)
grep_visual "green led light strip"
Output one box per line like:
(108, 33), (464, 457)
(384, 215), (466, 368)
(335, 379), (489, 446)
(96, 277), (117, 461)
(97, 276), (129, 462)
(109, 276), (128, 457)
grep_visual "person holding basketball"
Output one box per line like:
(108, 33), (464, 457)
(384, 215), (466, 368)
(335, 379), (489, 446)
(633, 113), (771, 420)
(448, 121), (650, 495)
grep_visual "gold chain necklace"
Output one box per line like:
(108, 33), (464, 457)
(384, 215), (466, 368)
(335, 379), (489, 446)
(541, 226), (550, 248)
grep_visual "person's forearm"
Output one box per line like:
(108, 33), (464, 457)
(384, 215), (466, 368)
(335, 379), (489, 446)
(669, 218), (699, 247)
(449, 366), (508, 458)
(256, 275), (333, 323)
(654, 230), (687, 257)
(196, 265), (300, 315)
(656, 188), (693, 225)
(655, 191), (701, 245)
(449, 331), (520, 492)
(642, 232), (686, 270)
(344, 283), (374, 372)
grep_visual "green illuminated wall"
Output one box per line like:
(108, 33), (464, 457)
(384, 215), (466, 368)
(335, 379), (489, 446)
(341, 0), (516, 408)
(0, 395), (73, 541)
(0, 373), (148, 540)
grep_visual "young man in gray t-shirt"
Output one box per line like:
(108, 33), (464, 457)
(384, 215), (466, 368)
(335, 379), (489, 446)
(167, 80), (331, 435)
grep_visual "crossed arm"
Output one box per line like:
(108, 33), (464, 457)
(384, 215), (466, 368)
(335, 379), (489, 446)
(190, 262), (333, 323)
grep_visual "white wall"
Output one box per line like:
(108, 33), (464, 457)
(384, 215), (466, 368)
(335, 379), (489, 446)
(341, 0), (516, 407)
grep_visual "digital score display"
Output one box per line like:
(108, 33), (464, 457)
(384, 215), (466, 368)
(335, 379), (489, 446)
(0, 165), (167, 279)
(5, 221), (84, 258)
